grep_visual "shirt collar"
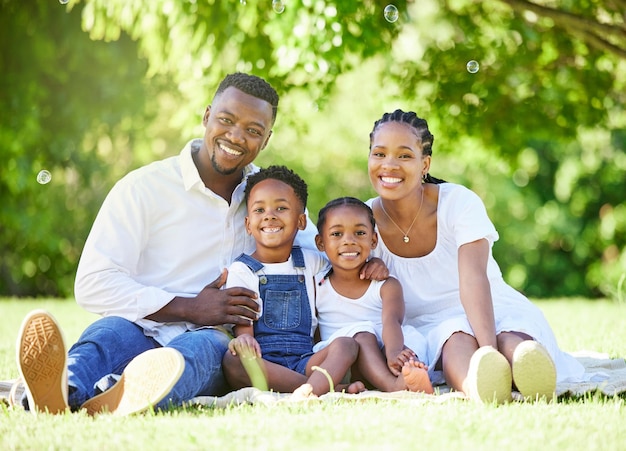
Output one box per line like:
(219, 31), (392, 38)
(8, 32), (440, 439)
(180, 139), (258, 193)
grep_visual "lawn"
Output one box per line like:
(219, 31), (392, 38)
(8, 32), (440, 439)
(1, 297), (625, 451)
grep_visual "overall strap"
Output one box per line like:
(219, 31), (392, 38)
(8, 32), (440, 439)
(234, 253), (264, 273)
(291, 246), (305, 269)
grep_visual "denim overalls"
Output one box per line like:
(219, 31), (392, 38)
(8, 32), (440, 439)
(235, 246), (314, 375)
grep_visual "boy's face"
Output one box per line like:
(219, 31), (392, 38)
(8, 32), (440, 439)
(245, 178), (306, 256)
(315, 205), (378, 272)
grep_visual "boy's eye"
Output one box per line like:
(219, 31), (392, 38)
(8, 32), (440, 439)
(253, 208), (264, 213)
(277, 206), (288, 211)
(330, 232), (342, 237)
(356, 231), (366, 236)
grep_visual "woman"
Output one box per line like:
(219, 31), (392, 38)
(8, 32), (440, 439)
(365, 109), (585, 403)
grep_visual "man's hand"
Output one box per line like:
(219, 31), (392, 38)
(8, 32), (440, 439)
(146, 269), (260, 326)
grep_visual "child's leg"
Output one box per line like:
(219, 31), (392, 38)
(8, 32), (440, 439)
(222, 351), (308, 392)
(354, 332), (432, 393)
(304, 337), (361, 396)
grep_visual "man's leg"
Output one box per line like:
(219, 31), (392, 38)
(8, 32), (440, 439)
(160, 328), (231, 407)
(66, 316), (157, 408)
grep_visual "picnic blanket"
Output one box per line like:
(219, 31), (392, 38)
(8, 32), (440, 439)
(2, 351), (624, 408)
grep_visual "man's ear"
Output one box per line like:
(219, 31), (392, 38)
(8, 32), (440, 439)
(202, 105), (211, 126)
(315, 234), (324, 251)
(261, 130), (273, 150)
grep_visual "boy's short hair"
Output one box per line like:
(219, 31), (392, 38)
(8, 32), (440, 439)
(245, 165), (308, 211)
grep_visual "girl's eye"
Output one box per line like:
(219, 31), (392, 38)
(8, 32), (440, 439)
(356, 231), (366, 236)
(277, 206), (287, 211)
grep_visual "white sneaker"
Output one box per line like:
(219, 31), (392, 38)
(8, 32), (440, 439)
(512, 341), (556, 401)
(465, 346), (512, 404)
(16, 310), (69, 414)
(80, 347), (185, 416)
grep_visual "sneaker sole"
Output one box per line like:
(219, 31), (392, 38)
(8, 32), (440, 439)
(512, 341), (556, 401)
(467, 346), (512, 404)
(81, 347), (185, 416)
(16, 310), (68, 414)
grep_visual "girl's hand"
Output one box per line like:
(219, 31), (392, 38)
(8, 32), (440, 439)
(386, 348), (417, 376)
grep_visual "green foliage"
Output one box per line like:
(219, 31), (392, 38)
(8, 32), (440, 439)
(0, 0), (151, 296)
(1, 0), (624, 297)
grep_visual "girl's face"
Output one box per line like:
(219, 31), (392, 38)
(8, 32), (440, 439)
(368, 121), (430, 200)
(315, 205), (377, 272)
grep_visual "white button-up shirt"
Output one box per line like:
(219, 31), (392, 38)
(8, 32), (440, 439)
(74, 139), (318, 344)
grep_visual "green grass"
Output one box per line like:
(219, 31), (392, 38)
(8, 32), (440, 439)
(1, 297), (625, 450)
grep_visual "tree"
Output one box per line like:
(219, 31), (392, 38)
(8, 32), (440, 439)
(0, 0), (152, 296)
(2, 0), (624, 298)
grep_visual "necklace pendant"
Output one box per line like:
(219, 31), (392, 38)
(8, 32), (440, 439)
(403, 236), (410, 243)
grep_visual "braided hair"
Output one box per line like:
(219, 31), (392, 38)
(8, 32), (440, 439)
(317, 197), (376, 234)
(214, 73), (279, 125)
(369, 109), (446, 184)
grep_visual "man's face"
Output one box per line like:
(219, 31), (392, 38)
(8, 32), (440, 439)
(201, 87), (274, 176)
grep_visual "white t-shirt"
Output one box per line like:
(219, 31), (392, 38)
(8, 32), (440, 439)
(366, 183), (585, 383)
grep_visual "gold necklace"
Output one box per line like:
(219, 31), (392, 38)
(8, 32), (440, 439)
(379, 188), (425, 243)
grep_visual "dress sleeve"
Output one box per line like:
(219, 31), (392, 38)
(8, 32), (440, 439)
(443, 185), (499, 248)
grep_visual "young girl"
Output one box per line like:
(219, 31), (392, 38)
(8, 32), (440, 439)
(314, 197), (433, 393)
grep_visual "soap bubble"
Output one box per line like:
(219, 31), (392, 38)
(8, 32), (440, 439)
(59, 0), (69, 4)
(240, 0), (246, 4)
(466, 60), (480, 74)
(37, 170), (52, 185)
(272, 0), (285, 13)
(384, 5), (399, 23)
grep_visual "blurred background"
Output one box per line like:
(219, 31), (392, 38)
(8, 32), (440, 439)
(1, 0), (624, 300)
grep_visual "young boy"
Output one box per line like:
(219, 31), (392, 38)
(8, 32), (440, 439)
(222, 165), (365, 396)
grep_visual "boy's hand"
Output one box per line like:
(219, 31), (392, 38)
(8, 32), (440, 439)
(229, 333), (261, 358)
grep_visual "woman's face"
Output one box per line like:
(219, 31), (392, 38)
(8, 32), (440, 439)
(368, 121), (430, 200)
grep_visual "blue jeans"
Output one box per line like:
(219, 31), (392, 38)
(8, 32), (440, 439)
(66, 316), (230, 410)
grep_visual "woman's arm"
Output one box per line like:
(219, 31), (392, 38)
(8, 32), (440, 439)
(458, 239), (497, 348)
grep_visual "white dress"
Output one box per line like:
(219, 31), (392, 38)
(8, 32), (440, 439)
(313, 275), (428, 361)
(366, 183), (585, 385)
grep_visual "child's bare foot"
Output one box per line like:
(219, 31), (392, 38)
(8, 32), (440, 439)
(336, 381), (366, 394)
(291, 383), (317, 400)
(402, 361), (434, 394)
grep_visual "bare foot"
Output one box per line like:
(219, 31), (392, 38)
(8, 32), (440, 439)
(336, 381), (366, 394)
(291, 383), (317, 400)
(402, 362), (434, 394)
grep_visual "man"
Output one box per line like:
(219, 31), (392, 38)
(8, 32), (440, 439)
(17, 72), (316, 415)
